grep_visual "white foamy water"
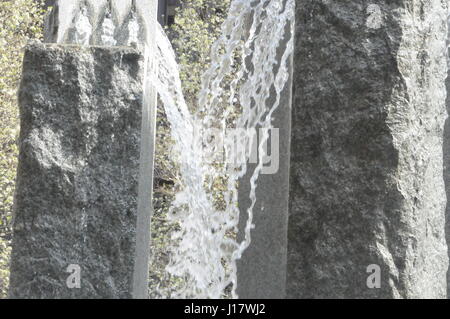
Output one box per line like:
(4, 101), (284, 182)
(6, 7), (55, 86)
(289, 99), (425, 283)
(127, 13), (140, 47)
(73, 7), (92, 45)
(154, 0), (295, 298)
(100, 13), (116, 46)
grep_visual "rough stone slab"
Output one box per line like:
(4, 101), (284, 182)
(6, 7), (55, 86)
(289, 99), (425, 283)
(288, 1), (448, 298)
(236, 8), (293, 299)
(40, 0), (159, 299)
(8, 42), (152, 299)
(236, 100), (291, 299)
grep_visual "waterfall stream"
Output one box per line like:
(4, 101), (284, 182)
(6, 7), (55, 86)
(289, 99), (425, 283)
(67, 0), (295, 299)
(154, 0), (295, 298)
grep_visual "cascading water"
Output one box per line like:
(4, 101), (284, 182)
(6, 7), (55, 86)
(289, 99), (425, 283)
(154, 0), (295, 298)
(100, 11), (116, 46)
(73, 7), (92, 45)
(127, 12), (140, 47)
(66, 0), (295, 299)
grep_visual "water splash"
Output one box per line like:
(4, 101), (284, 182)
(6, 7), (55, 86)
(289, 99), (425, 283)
(100, 12), (116, 46)
(154, 23), (226, 298)
(154, 0), (295, 298)
(73, 6), (92, 45)
(127, 13), (140, 47)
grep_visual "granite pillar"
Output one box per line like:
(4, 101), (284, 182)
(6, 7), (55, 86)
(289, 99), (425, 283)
(236, 2), (293, 298)
(288, 1), (449, 299)
(8, 42), (154, 299)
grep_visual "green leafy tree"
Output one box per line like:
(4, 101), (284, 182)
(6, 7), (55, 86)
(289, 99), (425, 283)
(0, 0), (45, 298)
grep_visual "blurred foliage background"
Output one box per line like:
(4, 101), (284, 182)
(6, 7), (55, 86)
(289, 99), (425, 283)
(0, 0), (230, 298)
(0, 0), (45, 298)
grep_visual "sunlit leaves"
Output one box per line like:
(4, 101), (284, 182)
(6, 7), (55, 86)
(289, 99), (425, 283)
(167, 0), (231, 112)
(0, 0), (45, 299)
